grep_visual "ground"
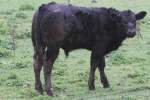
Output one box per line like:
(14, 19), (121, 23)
(0, 0), (150, 100)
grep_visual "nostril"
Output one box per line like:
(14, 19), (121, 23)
(130, 32), (136, 35)
(127, 31), (136, 37)
(129, 30), (136, 33)
(128, 30), (136, 34)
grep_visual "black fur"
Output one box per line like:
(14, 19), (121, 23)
(31, 2), (147, 96)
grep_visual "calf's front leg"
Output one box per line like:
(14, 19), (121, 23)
(88, 52), (99, 90)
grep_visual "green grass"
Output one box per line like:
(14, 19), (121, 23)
(0, 0), (150, 100)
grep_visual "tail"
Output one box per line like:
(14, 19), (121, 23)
(31, 4), (46, 56)
(31, 2), (57, 56)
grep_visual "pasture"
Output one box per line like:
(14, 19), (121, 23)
(0, 0), (150, 99)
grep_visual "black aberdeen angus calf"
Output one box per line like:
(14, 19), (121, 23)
(32, 2), (147, 96)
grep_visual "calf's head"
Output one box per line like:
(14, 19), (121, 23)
(110, 9), (147, 37)
(119, 10), (147, 37)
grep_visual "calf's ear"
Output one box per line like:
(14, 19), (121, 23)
(136, 11), (147, 20)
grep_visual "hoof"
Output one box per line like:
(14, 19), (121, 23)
(101, 79), (109, 88)
(89, 85), (95, 90)
(46, 89), (53, 96)
(35, 86), (43, 94)
(103, 83), (110, 88)
(88, 81), (95, 90)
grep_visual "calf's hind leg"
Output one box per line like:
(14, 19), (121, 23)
(43, 46), (59, 96)
(33, 50), (44, 94)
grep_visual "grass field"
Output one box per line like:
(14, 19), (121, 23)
(0, 0), (150, 100)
